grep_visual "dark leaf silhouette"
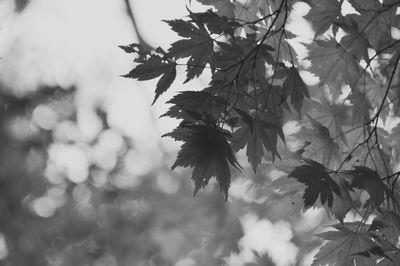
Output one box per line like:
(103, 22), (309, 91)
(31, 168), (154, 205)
(166, 19), (213, 82)
(170, 124), (241, 199)
(162, 91), (227, 121)
(122, 55), (177, 104)
(345, 166), (388, 208)
(288, 159), (340, 208)
(282, 66), (310, 114)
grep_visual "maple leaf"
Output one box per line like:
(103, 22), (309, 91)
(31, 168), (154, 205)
(346, 6), (400, 50)
(232, 111), (283, 172)
(162, 91), (227, 122)
(288, 159), (341, 208)
(345, 166), (388, 208)
(344, 144), (390, 178)
(119, 43), (148, 57)
(330, 173), (354, 222)
(307, 38), (362, 91)
(305, 0), (342, 36)
(163, 19), (205, 38)
(348, 90), (372, 126)
(313, 223), (380, 266)
(282, 66), (310, 114)
(338, 17), (371, 61)
(266, 30), (294, 63)
(170, 124), (241, 199)
(269, 173), (306, 215)
(166, 20), (214, 82)
(354, 72), (391, 122)
(123, 55), (177, 104)
(295, 115), (341, 169)
(302, 98), (349, 144)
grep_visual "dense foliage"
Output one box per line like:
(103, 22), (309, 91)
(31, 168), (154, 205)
(122, 0), (400, 264)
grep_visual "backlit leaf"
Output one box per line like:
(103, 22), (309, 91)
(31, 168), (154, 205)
(313, 223), (382, 266)
(303, 98), (348, 145)
(346, 8), (400, 50)
(305, 0), (342, 36)
(348, 90), (372, 126)
(307, 38), (362, 90)
(338, 17), (371, 61)
(295, 115), (341, 169)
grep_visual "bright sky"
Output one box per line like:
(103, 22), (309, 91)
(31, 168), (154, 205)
(0, 1), (320, 265)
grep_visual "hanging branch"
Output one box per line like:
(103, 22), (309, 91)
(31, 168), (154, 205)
(123, 0), (153, 50)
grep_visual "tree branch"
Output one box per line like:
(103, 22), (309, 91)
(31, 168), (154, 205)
(123, 0), (153, 50)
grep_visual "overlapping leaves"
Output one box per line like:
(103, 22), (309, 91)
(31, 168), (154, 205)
(305, 0), (341, 36)
(232, 109), (283, 172)
(121, 0), (400, 231)
(167, 123), (241, 199)
(307, 38), (361, 93)
(295, 115), (341, 169)
(275, 159), (389, 221)
(288, 159), (341, 208)
(120, 1), (400, 264)
(282, 66), (310, 114)
(165, 18), (214, 82)
(313, 223), (390, 266)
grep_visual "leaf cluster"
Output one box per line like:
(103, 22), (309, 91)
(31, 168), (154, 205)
(121, 0), (400, 264)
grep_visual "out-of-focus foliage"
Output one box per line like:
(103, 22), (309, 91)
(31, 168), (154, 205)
(0, 86), (219, 265)
(0, 84), (322, 266)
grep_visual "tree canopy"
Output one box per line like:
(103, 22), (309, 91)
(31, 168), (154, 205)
(122, 0), (400, 264)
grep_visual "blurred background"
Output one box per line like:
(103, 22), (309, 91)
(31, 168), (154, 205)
(0, 0), (328, 265)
